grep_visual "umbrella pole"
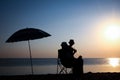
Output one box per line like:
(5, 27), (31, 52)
(28, 40), (34, 75)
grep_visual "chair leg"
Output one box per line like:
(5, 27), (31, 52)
(57, 65), (60, 74)
(57, 59), (71, 74)
(57, 63), (68, 74)
(59, 67), (68, 74)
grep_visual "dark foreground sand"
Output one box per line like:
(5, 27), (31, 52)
(0, 73), (120, 80)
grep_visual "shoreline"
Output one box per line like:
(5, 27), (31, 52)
(0, 72), (120, 80)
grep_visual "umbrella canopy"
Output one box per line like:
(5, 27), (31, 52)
(6, 28), (51, 75)
(6, 28), (51, 42)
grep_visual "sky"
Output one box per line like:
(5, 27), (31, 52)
(0, 0), (120, 58)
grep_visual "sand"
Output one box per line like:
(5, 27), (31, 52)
(0, 73), (120, 80)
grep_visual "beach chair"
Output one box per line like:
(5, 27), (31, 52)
(57, 55), (73, 74)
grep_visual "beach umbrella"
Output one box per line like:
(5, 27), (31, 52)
(6, 28), (51, 75)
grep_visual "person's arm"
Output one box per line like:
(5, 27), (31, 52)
(73, 48), (77, 54)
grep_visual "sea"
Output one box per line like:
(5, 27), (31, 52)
(0, 58), (120, 75)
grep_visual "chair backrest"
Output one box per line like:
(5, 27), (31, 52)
(58, 49), (74, 68)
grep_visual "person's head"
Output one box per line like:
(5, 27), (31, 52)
(61, 42), (68, 49)
(69, 39), (74, 46)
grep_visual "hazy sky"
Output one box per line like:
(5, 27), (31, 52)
(0, 0), (120, 58)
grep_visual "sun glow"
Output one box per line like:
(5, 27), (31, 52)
(108, 58), (120, 67)
(104, 24), (120, 40)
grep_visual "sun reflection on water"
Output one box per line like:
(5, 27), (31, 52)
(108, 58), (120, 67)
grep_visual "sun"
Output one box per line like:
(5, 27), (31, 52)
(108, 58), (120, 67)
(104, 24), (120, 40)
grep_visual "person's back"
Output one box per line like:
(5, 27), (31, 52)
(68, 39), (77, 57)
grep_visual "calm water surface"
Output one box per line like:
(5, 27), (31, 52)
(0, 58), (120, 75)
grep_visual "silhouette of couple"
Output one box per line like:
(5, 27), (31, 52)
(58, 39), (83, 77)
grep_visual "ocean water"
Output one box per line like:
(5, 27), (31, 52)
(0, 58), (120, 75)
